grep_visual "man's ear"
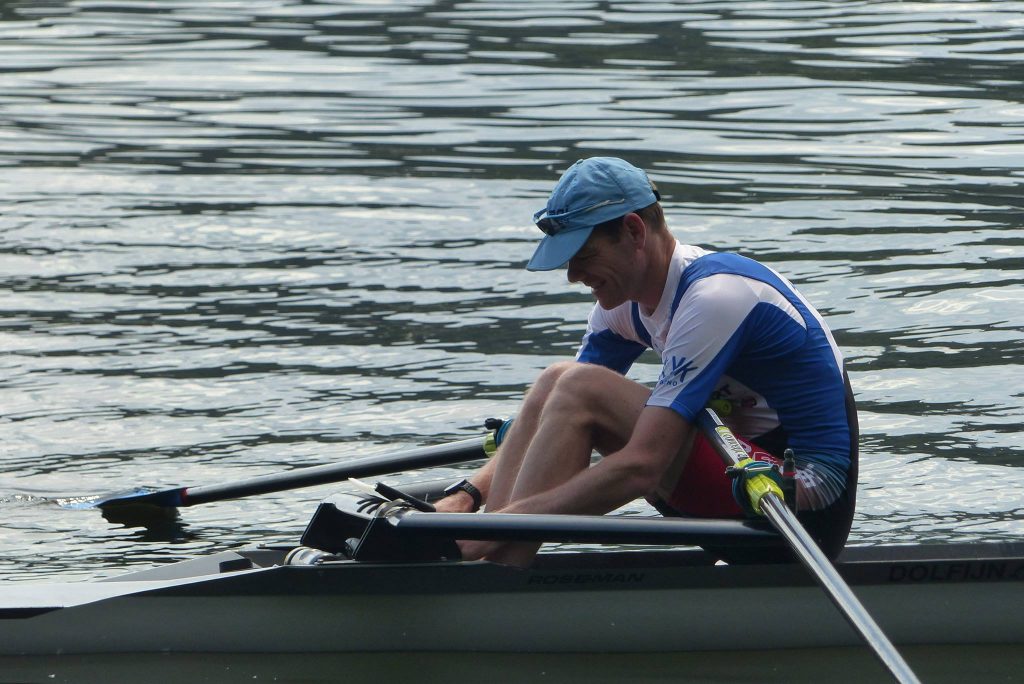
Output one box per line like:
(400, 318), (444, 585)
(623, 212), (646, 250)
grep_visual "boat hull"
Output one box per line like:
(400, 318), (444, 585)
(2, 542), (1022, 655)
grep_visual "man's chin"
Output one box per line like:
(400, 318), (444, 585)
(595, 294), (625, 310)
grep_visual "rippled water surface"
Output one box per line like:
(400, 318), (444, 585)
(1, 0), (1023, 593)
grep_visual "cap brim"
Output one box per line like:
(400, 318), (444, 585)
(526, 226), (594, 271)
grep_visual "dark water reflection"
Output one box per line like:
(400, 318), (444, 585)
(1, 0), (1022, 583)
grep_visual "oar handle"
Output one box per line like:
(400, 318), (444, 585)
(182, 437), (490, 506)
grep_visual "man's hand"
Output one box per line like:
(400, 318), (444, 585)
(433, 490), (477, 513)
(432, 496), (511, 562)
(456, 539), (501, 561)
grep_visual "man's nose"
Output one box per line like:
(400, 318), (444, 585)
(567, 260), (582, 283)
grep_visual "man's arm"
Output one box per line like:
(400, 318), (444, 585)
(432, 455), (494, 513)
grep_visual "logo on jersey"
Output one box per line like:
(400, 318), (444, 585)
(657, 356), (698, 387)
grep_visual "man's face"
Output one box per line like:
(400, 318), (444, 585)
(566, 223), (638, 310)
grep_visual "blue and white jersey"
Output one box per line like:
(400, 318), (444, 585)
(576, 243), (851, 501)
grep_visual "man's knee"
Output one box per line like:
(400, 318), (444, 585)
(531, 361), (645, 418)
(556, 361), (620, 390)
(547, 363), (633, 416)
(528, 361), (575, 398)
(519, 361), (577, 417)
(536, 360), (577, 388)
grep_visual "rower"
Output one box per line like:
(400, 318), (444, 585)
(435, 157), (858, 568)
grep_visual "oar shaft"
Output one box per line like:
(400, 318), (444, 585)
(697, 408), (920, 684)
(389, 510), (780, 547)
(182, 438), (488, 506)
(759, 495), (919, 682)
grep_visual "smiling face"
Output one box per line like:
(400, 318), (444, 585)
(566, 216), (644, 310)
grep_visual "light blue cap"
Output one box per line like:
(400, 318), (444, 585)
(527, 157), (659, 271)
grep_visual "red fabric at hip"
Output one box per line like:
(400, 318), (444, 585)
(661, 432), (780, 518)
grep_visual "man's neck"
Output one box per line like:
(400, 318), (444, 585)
(636, 234), (676, 316)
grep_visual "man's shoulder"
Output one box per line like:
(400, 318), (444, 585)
(680, 251), (792, 293)
(685, 250), (766, 275)
(673, 242), (714, 267)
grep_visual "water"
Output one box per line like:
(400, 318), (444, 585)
(0, 0), (1022, 673)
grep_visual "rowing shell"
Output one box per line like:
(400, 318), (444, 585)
(2, 542), (1022, 656)
(1, 493), (1022, 656)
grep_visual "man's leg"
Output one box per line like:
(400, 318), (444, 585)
(435, 362), (579, 515)
(484, 361), (574, 512)
(504, 363), (650, 507)
(467, 362), (652, 565)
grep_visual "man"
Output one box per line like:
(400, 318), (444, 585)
(436, 157), (857, 566)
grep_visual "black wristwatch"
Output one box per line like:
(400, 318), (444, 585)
(443, 479), (482, 512)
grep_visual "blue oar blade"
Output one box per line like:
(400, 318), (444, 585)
(56, 486), (186, 511)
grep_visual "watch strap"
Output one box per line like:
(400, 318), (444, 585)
(445, 479), (482, 511)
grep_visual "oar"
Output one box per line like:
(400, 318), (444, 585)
(59, 434), (496, 515)
(697, 408), (920, 684)
(388, 509), (781, 547)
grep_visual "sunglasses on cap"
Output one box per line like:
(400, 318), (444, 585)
(534, 198), (626, 236)
(533, 186), (659, 236)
